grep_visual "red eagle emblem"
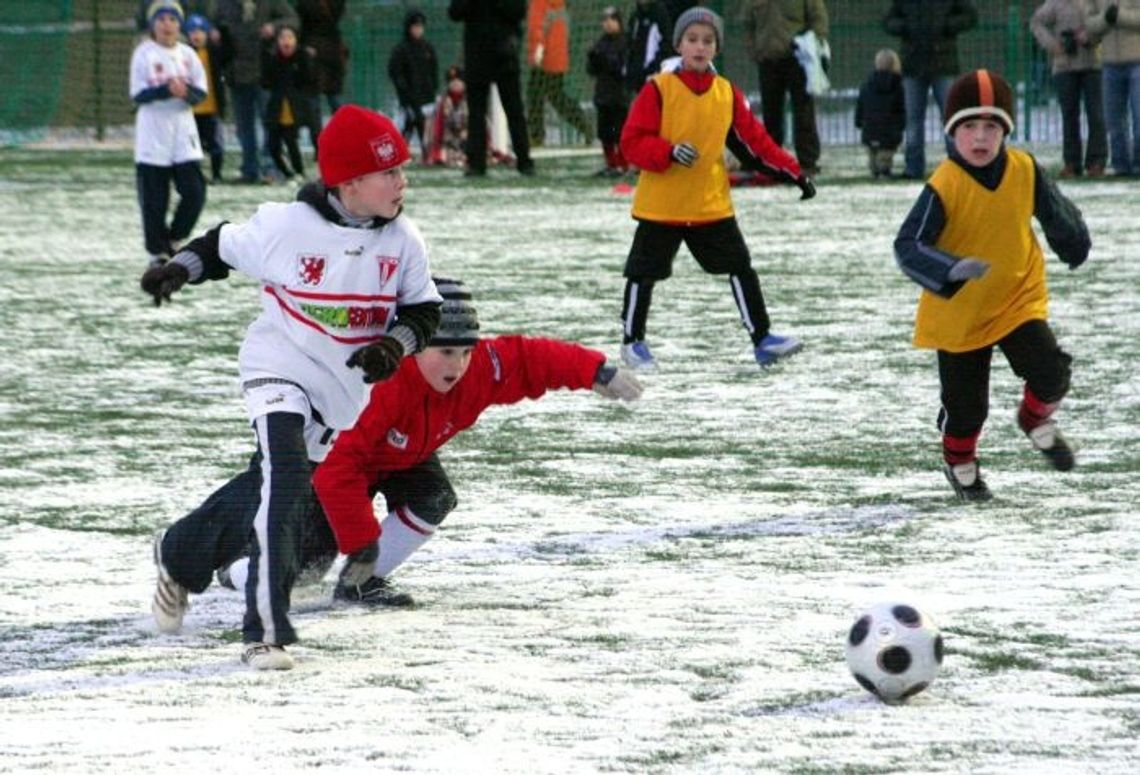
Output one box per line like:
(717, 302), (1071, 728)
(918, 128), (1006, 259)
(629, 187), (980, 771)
(298, 254), (327, 287)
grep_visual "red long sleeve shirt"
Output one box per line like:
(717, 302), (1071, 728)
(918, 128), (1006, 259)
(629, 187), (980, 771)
(313, 335), (606, 554)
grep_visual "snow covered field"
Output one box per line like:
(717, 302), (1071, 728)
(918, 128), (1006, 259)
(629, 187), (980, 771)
(0, 147), (1137, 773)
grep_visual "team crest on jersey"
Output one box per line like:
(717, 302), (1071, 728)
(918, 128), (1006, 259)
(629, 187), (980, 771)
(370, 134), (399, 167)
(297, 254), (327, 287)
(377, 255), (399, 286)
(386, 428), (409, 450)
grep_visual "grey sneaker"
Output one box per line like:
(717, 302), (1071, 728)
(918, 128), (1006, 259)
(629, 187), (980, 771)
(151, 530), (189, 633)
(241, 643), (295, 670)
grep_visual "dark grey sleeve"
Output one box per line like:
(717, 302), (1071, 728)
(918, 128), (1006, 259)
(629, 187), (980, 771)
(388, 301), (442, 355)
(893, 185), (968, 299)
(1033, 160), (1091, 268)
(171, 223), (234, 283)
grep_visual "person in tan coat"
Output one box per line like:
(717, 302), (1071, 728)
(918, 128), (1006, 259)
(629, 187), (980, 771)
(1031, 0), (1108, 177)
(1086, 0), (1140, 175)
(742, 0), (829, 175)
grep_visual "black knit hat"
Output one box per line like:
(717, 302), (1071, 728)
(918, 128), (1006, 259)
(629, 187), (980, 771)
(429, 277), (480, 346)
(943, 69), (1015, 136)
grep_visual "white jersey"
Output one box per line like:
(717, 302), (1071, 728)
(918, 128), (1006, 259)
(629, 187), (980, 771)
(220, 201), (441, 430)
(130, 39), (206, 165)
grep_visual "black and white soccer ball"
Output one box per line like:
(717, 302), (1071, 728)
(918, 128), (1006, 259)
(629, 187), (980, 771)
(844, 602), (943, 703)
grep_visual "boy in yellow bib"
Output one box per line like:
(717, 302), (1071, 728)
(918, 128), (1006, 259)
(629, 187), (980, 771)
(617, 7), (815, 370)
(894, 69), (1091, 501)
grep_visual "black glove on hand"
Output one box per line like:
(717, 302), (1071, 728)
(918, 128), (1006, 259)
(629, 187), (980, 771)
(670, 142), (699, 167)
(140, 261), (190, 306)
(339, 542), (379, 587)
(1106, 4), (1119, 25)
(1064, 251), (1088, 271)
(796, 174), (817, 200)
(346, 336), (405, 383)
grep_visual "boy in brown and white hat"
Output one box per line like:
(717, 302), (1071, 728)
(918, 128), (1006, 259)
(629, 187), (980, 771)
(893, 69), (1092, 501)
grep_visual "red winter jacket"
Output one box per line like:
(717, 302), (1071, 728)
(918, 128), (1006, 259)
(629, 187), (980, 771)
(313, 335), (606, 554)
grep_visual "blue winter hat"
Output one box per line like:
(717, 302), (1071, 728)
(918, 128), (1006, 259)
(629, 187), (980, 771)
(147, 1), (184, 28)
(184, 13), (210, 34)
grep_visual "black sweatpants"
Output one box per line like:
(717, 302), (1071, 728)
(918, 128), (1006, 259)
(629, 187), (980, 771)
(466, 73), (531, 173)
(937, 319), (1072, 438)
(621, 217), (772, 346)
(758, 53), (821, 170)
(135, 161), (206, 256)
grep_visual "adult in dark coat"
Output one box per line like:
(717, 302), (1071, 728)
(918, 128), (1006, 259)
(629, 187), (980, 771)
(388, 9), (440, 155)
(625, 0), (672, 92)
(295, 0), (347, 116)
(447, 0), (534, 175)
(883, 0), (979, 179)
(214, 0), (300, 183)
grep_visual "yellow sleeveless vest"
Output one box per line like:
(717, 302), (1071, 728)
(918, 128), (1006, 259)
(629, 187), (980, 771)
(193, 47), (217, 116)
(631, 73), (734, 224)
(914, 149), (1048, 352)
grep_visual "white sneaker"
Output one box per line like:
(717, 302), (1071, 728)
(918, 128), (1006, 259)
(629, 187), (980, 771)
(620, 341), (657, 370)
(151, 530), (189, 633)
(242, 643), (295, 671)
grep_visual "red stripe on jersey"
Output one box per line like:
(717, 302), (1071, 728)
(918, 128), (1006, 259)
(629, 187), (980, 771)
(284, 287), (398, 302)
(264, 286), (386, 345)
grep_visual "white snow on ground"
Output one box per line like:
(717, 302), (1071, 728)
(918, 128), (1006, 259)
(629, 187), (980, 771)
(0, 147), (1137, 773)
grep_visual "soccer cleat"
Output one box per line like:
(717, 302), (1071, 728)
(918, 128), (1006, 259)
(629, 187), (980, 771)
(620, 341), (658, 370)
(241, 643), (295, 671)
(754, 333), (804, 366)
(943, 461), (993, 502)
(1023, 420), (1075, 472)
(152, 530), (189, 633)
(333, 576), (416, 608)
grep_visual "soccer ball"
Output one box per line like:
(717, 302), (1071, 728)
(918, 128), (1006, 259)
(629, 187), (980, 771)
(844, 602), (943, 703)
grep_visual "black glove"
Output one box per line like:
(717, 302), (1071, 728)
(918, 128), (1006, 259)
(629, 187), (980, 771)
(796, 174), (816, 200)
(140, 261), (190, 306)
(1060, 30), (1079, 56)
(346, 336), (404, 383)
(339, 541), (379, 587)
(1063, 251), (1088, 271)
(670, 142), (699, 167)
(1106, 4), (1119, 25)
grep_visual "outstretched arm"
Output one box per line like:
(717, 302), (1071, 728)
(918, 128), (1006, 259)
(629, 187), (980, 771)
(1033, 160), (1091, 269)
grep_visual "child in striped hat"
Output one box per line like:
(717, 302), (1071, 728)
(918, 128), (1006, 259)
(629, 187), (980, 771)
(893, 69), (1092, 501)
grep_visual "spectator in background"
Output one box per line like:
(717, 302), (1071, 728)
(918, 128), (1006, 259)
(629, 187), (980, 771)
(587, 6), (630, 176)
(626, 0), (672, 93)
(743, 0), (829, 176)
(447, 0), (535, 176)
(855, 48), (906, 178)
(214, 0), (299, 184)
(185, 13), (229, 184)
(526, 0), (594, 146)
(1031, 0), (1107, 178)
(388, 9), (440, 160)
(427, 65), (470, 166)
(884, 0), (979, 180)
(1087, 0), (1140, 177)
(296, 0), (347, 118)
(262, 24), (320, 181)
(135, 0), (216, 33)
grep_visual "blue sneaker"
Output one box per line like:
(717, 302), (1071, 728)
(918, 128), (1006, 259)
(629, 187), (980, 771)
(621, 341), (658, 370)
(754, 333), (803, 366)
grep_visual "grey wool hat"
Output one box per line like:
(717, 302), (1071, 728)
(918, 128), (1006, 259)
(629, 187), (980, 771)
(429, 277), (480, 346)
(672, 6), (723, 51)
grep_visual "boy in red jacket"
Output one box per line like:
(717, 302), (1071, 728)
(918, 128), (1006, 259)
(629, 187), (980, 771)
(311, 277), (643, 606)
(618, 6), (816, 371)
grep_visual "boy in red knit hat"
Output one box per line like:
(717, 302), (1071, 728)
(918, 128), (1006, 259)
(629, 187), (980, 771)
(894, 69), (1091, 501)
(139, 104), (442, 670)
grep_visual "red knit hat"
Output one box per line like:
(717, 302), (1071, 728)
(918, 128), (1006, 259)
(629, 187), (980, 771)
(943, 69), (1015, 136)
(318, 105), (410, 187)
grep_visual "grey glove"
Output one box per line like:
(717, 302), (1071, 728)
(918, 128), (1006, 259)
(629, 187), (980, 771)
(947, 258), (990, 281)
(592, 363), (643, 401)
(140, 261), (190, 306)
(670, 142), (699, 167)
(346, 336), (405, 383)
(339, 541), (379, 587)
